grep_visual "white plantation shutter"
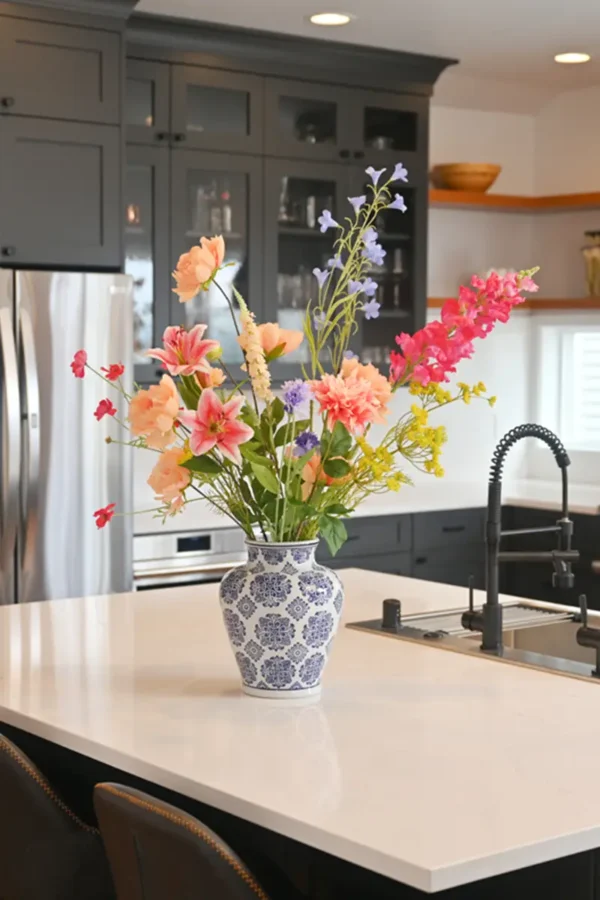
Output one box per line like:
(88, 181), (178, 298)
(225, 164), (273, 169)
(561, 329), (600, 449)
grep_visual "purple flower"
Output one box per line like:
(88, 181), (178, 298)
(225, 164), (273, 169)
(343, 350), (358, 360)
(327, 256), (343, 270)
(348, 279), (363, 295)
(365, 166), (386, 186)
(361, 276), (378, 297)
(318, 210), (338, 233)
(391, 162), (409, 183)
(281, 379), (311, 414)
(312, 267), (329, 288)
(293, 430), (320, 457)
(363, 299), (381, 320)
(313, 311), (327, 331)
(348, 195), (366, 213)
(362, 242), (386, 266)
(388, 193), (407, 212)
(363, 226), (378, 245)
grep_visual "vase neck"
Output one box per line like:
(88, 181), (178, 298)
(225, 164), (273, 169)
(246, 542), (317, 572)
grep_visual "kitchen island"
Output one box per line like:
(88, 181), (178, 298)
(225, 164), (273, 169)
(2, 571), (600, 897)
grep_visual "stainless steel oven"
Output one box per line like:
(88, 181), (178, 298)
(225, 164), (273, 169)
(133, 528), (245, 590)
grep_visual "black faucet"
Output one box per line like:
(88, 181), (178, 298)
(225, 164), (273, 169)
(462, 424), (579, 653)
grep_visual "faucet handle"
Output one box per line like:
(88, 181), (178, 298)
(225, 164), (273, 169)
(579, 593), (589, 627)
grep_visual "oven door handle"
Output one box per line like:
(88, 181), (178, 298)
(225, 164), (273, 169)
(134, 561), (244, 581)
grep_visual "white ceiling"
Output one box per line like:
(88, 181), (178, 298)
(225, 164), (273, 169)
(136, 0), (600, 104)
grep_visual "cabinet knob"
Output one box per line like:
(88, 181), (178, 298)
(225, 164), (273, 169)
(1, 246), (16, 257)
(155, 131), (169, 141)
(353, 150), (365, 159)
(0, 97), (15, 108)
(173, 133), (187, 143)
(339, 149), (350, 159)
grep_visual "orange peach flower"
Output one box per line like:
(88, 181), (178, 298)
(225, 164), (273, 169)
(147, 447), (191, 507)
(341, 357), (392, 415)
(172, 236), (225, 301)
(301, 453), (351, 501)
(238, 322), (303, 359)
(196, 366), (226, 389)
(129, 374), (179, 449)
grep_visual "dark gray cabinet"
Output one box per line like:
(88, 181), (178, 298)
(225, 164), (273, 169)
(0, 117), (121, 269)
(126, 59), (170, 145)
(0, 16), (121, 124)
(265, 77), (352, 162)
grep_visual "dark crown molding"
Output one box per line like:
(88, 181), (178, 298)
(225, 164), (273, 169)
(14, 0), (138, 19)
(127, 12), (457, 94)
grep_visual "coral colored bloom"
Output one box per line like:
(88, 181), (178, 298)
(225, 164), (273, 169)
(101, 363), (125, 381)
(129, 375), (179, 450)
(147, 447), (191, 506)
(94, 398), (117, 421)
(179, 389), (254, 465)
(238, 321), (303, 359)
(70, 350), (87, 378)
(311, 372), (385, 435)
(93, 503), (115, 529)
(340, 357), (392, 418)
(172, 236), (225, 301)
(147, 325), (220, 376)
(301, 453), (351, 501)
(196, 366), (226, 389)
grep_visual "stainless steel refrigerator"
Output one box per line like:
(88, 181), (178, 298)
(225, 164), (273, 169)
(0, 270), (133, 604)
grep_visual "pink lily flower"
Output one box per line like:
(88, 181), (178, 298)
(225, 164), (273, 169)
(146, 325), (221, 376)
(179, 389), (254, 465)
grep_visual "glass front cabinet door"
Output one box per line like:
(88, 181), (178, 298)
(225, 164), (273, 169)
(125, 60), (170, 146)
(124, 145), (171, 384)
(171, 151), (263, 370)
(350, 89), (428, 169)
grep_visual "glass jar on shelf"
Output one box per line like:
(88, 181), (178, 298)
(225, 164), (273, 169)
(582, 231), (600, 297)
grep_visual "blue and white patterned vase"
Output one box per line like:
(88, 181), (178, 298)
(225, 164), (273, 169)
(219, 540), (343, 699)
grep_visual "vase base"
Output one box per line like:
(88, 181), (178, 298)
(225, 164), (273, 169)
(242, 683), (322, 700)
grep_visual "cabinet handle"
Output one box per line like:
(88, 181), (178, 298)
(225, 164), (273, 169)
(0, 97), (15, 108)
(353, 150), (365, 159)
(155, 131), (169, 141)
(173, 133), (187, 142)
(339, 149), (350, 159)
(1, 246), (16, 257)
(442, 525), (466, 534)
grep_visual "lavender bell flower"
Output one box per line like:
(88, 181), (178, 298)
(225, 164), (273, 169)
(363, 226), (378, 246)
(365, 166), (386, 186)
(362, 242), (386, 266)
(361, 276), (378, 297)
(293, 430), (320, 457)
(343, 350), (358, 360)
(348, 195), (366, 213)
(312, 267), (329, 288)
(388, 193), (407, 212)
(327, 256), (344, 270)
(391, 162), (409, 183)
(363, 298), (381, 320)
(318, 210), (338, 233)
(348, 279), (363, 295)
(313, 311), (327, 331)
(281, 379), (311, 414)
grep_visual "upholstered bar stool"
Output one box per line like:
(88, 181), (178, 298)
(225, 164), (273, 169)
(94, 782), (275, 900)
(0, 733), (116, 900)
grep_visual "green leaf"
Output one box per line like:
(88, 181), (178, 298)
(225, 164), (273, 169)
(319, 515), (348, 557)
(178, 375), (201, 411)
(264, 343), (287, 363)
(239, 406), (260, 430)
(270, 396), (285, 426)
(292, 448), (317, 469)
(323, 503), (352, 516)
(323, 457), (351, 478)
(240, 444), (270, 467)
(183, 455), (220, 476)
(329, 421), (352, 457)
(251, 462), (280, 495)
(273, 418), (311, 447)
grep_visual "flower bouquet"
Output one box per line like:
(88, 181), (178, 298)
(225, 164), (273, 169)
(74, 162), (538, 698)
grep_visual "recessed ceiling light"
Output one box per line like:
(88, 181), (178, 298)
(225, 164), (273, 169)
(309, 12), (352, 26)
(554, 52), (591, 64)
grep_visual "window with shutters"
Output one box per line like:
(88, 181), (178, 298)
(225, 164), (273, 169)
(559, 330), (600, 449)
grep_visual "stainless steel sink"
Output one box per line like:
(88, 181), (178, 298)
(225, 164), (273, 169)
(347, 601), (600, 681)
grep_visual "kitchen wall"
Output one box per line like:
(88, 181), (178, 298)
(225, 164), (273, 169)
(534, 84), (600, 194)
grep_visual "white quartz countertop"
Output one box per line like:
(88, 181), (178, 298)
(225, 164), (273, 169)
(2, 572), (600, 892)
(134, 476), (600, 534)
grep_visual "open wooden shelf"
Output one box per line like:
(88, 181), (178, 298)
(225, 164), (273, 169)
(429, 190), (600, 212)
(428, 297), (600, 311)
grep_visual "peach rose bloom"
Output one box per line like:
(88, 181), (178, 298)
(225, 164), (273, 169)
(196, 366), (226, 389)
(148, 447), (191, 505)
(301, 453), (351, 501)
(172, 235), (225, 301)
(129, 374), (179, 449)
(238, 322), (303, 358)
(341, 357), (392, 418)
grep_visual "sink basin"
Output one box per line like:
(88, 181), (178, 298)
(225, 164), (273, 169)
(348, 601), (599, 681)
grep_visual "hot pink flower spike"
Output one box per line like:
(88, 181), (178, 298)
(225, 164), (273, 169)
(70, 349), (87, 378)
(146, 325), (221, 377)
(93, 503), (116, 529)
(179, 388), (254, 465)
(94, 398), (117, 421)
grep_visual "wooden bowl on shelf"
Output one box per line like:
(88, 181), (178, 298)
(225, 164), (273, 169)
(430, 163), (502, 193)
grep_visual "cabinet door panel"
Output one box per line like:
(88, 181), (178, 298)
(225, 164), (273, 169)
(0, 118), (120, 269)
(350, 89), (429, 169)
(412, 546), (484, 590)
(0, 17), (120, 124)
(126, 59), (171, 146)
(265, 78), (352, 162)
(170, 150), (263, 369)
(325, 551), (411, 576)
(124, 145), (170, 385)
(171, 66), (264, 153)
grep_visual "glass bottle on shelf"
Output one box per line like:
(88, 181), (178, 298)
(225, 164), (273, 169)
(221, 180), (233, 235)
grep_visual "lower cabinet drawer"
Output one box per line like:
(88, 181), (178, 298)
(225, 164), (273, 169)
(325, 551), (411, 576)
(412, 546), (484, 590)
(413, 508), (484, 553)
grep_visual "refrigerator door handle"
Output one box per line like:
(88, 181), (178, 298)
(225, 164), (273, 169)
(0, 307), (21, 576)
(19, 305), (40, 594)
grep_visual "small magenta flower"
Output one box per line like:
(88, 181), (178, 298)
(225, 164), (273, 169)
(293, 430), (320, 457)
(343, 350), (358, 360)
(365, 166), (386, 186)
(361, 277), (378, 297)
(348, 280), (363, 295)
(391, 162), (409, 183)
(312, 267), (329, 288)
(363, 242), (386, 266)
(318, 210), (338, 233)
(363, 226), (378, 245)
(327, 255), (343, 270)
(314, 311), (327, 331)
(388, 194), (407, 212)
(363, 299), (381, 320)
(348, 195), (366, 213)
(281, 379), (311, 414)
